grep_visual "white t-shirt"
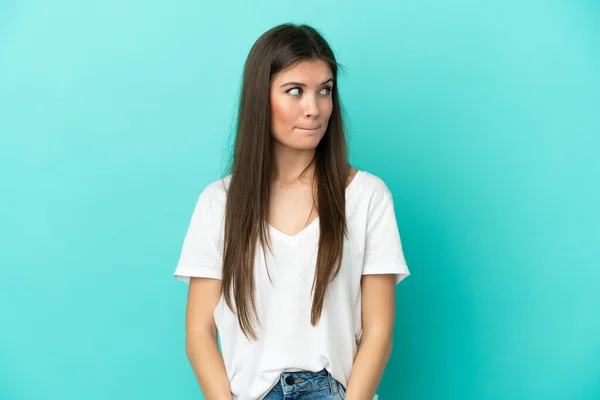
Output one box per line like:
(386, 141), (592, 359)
(174, 169), (410, 400)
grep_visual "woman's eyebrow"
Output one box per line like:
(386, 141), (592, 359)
(280, 78), (333, 88)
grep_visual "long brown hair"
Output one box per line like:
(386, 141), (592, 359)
(221, 23), (350, 340)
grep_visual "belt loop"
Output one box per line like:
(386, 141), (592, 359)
(328, 370), (339, 395)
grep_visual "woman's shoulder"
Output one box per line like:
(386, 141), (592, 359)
(351, 168), (393, 201)
(196, 174), (231, 207)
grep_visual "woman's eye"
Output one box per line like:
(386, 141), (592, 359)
(286, 86), (333, 96)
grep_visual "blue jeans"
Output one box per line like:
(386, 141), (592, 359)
(263, 368), (346, 399)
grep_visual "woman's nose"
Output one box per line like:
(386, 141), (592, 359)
(303, 96), (319, 117)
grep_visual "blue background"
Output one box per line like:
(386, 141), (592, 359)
(1, 1), (599, 399)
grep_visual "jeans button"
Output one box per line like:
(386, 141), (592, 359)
(285, 375), (295, 385)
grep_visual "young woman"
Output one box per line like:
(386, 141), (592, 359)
(174, 23), (410, 400)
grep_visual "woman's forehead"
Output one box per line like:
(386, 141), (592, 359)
(273, 60), (332, 84)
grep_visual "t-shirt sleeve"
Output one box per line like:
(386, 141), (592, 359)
(173, 185), (224, 284)
(362, 191), (410, 285)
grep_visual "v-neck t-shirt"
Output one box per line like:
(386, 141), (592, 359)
(174, 169), (410, 400)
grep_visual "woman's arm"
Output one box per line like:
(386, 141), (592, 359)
(344, 273), (397, 400)
(185, 277), (232, 400)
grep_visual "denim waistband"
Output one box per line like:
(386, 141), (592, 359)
(279, 368), (340, 396)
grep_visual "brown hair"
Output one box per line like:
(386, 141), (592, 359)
(221, 23), (350, 340)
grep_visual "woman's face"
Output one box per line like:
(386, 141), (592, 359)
(269, 59), (334, 151)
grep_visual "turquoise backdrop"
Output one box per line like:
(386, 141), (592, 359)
(1, 1), (598, 399)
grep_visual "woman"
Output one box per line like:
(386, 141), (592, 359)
(174, 23), (410, 400)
